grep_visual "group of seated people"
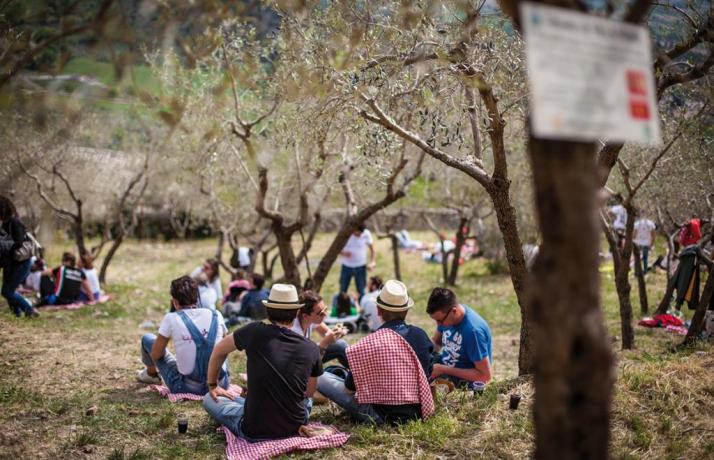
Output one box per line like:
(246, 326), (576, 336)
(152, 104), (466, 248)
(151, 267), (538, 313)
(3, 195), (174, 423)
(20, 252), (102, 306)
(136, 274), (493, 441)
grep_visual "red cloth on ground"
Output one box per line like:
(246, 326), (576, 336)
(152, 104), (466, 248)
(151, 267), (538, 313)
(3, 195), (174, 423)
(637, 314), (684, 328)
(148, 384), (242, 403)
(346, 328), (434, 419)
(222, 424), (349, 460)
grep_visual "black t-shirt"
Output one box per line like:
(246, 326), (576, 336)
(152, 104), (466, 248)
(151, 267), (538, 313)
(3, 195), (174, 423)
(52, 266), (86, 304)
(233, 322), (323, 439)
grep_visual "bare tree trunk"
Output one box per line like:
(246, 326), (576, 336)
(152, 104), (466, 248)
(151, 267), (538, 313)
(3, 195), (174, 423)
(527, 139), (613, 460)
(312, 221), (358, 292)
(448, 217), (469, 286)
(390, 234), (402, 281)
(273, 226), (301, 287)
(215, 231), (225, 262)
(489, 183), (532, 375)
(74, 216), (88, 256)
(98, 232), (124, 284)
(632, 245), (649, 315)
(683, 269), (713, 344)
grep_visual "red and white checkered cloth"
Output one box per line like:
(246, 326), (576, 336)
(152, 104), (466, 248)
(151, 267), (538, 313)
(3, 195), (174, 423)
(149, 384), (242, 403)
(221, 424), (349, 460)
(346, 328), (435, 419)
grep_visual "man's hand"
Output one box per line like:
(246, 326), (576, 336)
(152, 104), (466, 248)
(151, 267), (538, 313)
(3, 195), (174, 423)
(367, 261), (376, 271)
(209, 385), (235, 402)
(430, 363), (448, 380)
(320, 328), (337, 348)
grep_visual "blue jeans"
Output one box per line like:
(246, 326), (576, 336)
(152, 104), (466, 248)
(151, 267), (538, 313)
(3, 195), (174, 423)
(637, 245), (650, 273)
(140, 333), (229, 394)
(2, 258), (33, 316)
(203, 394), (313, 440)
(324, 339), (349, 367)
(316, 372), (382, 424)
(339, 265), (366, 299)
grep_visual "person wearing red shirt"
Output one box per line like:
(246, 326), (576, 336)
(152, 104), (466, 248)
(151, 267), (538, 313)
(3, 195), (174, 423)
(679, 216), (701, 247)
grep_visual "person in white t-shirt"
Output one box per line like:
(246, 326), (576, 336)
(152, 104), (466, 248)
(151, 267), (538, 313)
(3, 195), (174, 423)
(609, 201), (628, 249)
(190, 259), (222, 306)
(359, 276), (384, 332)
(79, 254), (101, 301)
(633, 218), (656, 273)
(291, 290), (349, 367)
(339, 225), (376, 300)
(137, 276), (230, 394)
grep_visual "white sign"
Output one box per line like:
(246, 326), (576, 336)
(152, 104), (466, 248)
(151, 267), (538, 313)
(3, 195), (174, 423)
(521, 2), (661, 145)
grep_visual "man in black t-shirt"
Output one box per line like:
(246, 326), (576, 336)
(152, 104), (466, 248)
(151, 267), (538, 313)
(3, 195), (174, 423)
(40, 252), (94, 305)
(203, 284), (323, 440)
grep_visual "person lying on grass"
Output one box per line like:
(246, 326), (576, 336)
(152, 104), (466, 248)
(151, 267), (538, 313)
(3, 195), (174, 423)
(427, 287), (492, 390)
(295, 290), (349, 367)
(38, 252), (94, 306)
(316, 280), (435, 425)
(203, 283), (323, 440)
(136, 276), (230, 394)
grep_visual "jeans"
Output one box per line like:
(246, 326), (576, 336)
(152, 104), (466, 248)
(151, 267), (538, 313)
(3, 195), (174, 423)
(323, 339), (349, 367)
(637, 245), (650, 273)
(2, 258), (33, 316)
(203, 394), (313, 440)
(316, 372), (382, 424)
(140, 333), (229, 394)
(339, 265), (367, 299)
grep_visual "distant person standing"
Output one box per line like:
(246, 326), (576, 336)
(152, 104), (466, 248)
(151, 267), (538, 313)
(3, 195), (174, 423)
(679, 215), (701, 247)
(339, 224), (376, 300)
(0, 195), (39, 317)
(633, 217), (656, 273)
(609, 200), (628, 249)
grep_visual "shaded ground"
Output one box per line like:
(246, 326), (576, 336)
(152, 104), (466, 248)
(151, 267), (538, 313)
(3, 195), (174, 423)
(0, 236), (712, 459)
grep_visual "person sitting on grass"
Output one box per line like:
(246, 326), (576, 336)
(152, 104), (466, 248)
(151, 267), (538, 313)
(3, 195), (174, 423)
(203, 283), (323, 440)
(236, 273), (269, 320)
(331, 291), (358, 317)
(39, 252), (94, 306)
(78, 254), (101, 301)
(359, 276), (384, 332)
(294, 290), (349, 367)
(136, 276), (230, 394)
(316, 280), (434, 425)
(426, 287), (492, 389)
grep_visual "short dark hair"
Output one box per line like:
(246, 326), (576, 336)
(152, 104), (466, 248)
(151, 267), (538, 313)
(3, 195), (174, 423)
(378, 306), (407, 322)
(79, 254), (94, 269)
(369, 276), (384, 290)
(205, 258), (220, 282)
(171, 276), (199, 307)
(0, 195), (17, 222)
(62, 252), (77, 267)
(266, 306), (300, 324)
(252, 273), (265, 289)
(357, 224), (367, 232)
(299, 290), (322, 316)
(426, 287), (457, 314)
(336, 292), (353, 317)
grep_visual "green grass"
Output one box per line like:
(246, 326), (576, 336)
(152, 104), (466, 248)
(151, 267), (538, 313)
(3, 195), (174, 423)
(0, 234), (712, 458)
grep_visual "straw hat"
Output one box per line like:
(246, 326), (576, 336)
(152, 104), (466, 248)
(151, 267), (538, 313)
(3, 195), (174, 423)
(376, 279), (414, 312)
(262, 284), (304, 309)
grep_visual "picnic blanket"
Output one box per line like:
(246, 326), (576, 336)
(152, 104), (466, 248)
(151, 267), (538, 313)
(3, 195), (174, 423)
(149, 384), (243, 403)
(36, 294), (111, 312)
(638, 314), (684, 328)
(221, 424), (349, 460)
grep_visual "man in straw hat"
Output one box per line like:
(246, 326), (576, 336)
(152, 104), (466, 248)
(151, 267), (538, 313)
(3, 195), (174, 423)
(316, 280), (434, 424)
(426, 287), (492, 389)
(203, 283), (323, 440)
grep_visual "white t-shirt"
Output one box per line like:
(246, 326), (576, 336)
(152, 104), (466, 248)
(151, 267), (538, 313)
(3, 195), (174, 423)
(25, 271), (42, 292)
(290, 317), (315, 339)
(633, 219), (656, 247)
(360, 290), (382, 331)
(158, 308), (227, 376)
(198, 284), (218, 310)
(191, 266), (222, 303)
(83, 268), (101, 294)
(610, 205), (628, 230)
(237, 247), (251, 267)
(341, 229), (373, 268)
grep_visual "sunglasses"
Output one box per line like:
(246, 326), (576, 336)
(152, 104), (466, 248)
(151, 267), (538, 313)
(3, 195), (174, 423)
(434, 307), (454, 325)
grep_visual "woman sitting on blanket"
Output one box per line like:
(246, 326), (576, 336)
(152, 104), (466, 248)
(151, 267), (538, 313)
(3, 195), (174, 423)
(137, 276), (230, 395)
(78, 254), (102, 301)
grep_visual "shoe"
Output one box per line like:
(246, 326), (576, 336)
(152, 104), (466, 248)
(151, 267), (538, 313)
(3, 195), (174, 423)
(25, 308), (40, 318)
(136, 369), (162, 385)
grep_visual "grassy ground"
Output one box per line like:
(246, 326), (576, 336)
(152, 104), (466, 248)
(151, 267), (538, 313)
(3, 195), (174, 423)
(0, 234), (712, 459)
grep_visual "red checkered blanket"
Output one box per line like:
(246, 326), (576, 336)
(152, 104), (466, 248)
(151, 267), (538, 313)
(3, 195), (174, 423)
(346, 328), (435, 419)
(221, 424), (349, 460)
(36, 294), (111, 311)
(149, 384), (242, 403)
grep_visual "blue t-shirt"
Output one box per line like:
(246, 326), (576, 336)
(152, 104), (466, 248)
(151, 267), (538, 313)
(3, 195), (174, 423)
(437, 305), (492, 369)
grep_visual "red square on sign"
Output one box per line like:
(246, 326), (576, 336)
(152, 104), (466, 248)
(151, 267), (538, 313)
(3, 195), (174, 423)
(629, 99), (650, 120)
(626, 70), (648, 96)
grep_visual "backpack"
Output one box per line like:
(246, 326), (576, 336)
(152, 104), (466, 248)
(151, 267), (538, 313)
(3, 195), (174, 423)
(14, 232), (43, 262)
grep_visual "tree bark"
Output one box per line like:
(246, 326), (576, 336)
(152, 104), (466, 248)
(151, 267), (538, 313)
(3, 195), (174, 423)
(98, 232), (124, 284)
(683, 268), (713, 344)
(488, 182), (532, 375)
(390, 234), (402, 281)
(632, 245), (649, 315)
(526, 138), (614, 460)
(273, 225), (301, 287)
(448, 217), (469, 286)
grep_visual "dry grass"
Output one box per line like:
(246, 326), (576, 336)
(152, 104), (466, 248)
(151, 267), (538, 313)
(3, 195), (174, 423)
(0, 235), (712, 459)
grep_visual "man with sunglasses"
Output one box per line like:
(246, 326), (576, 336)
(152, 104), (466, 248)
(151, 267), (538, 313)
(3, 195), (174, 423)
(427, 287), (492, 389)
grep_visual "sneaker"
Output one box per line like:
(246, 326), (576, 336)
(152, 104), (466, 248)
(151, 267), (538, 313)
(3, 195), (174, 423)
(136, 369), (162, 385)
(25, 308), (40, 318)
